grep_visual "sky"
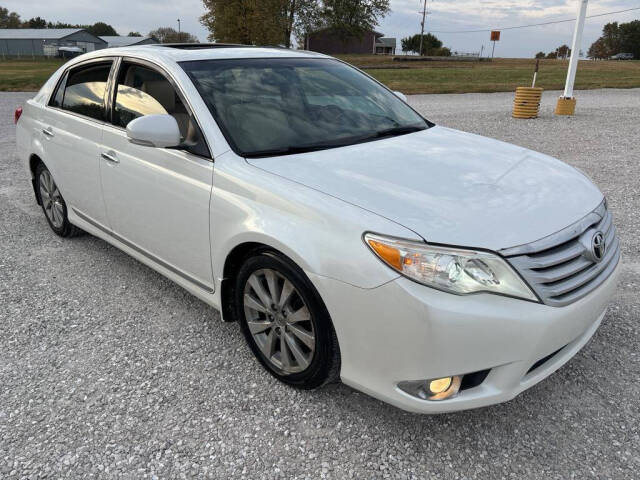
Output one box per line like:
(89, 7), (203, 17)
(3, 0), (639, 57)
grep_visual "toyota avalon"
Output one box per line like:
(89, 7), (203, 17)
(15, 44), (620, 413)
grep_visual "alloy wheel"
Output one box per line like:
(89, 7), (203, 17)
(39, 169), (65, 229)
(243, 268), (316, 374)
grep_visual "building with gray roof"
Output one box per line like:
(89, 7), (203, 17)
(375, 37), (396, 55)
(0, 29), (107, 57)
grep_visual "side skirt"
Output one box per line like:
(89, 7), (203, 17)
(69, 207), (221, 309)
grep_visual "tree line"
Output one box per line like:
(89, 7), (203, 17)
(0, 5), (198, 43)
(200, 0), (390, 47)
(534, 44), (572, 60)
(0, 7), (120, 36)
(533, 21), (639, 60)
(400, 33), (451, 56)
(587, 21), (639, 59)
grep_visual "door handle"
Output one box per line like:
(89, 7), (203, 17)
(42, 128), (54, 138)
(101, 152), (119, 164)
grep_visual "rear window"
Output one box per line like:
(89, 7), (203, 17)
(56, 62), (112, 121)
(47, 72), (67, 107)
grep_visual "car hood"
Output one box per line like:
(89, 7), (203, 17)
(246, 126), (603, 251)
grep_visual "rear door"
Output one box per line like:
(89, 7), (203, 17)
(40, 59), (114, 226)
(99, 58), (215, 292)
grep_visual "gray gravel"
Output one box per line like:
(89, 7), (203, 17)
(1, 89), (639, 479)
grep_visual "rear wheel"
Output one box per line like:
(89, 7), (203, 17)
(35, 163), (81, 238)
(234, 250), (340, 389)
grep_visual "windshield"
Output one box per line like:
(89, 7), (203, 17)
(180, 57), (429, 157)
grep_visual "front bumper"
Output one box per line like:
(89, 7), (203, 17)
(308, 260), (620, 414)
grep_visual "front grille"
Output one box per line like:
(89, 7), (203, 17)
(503, 200), (620, 307)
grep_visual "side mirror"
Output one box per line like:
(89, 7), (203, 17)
(394, 91), (407, 102)
(126, 114), (181, 148)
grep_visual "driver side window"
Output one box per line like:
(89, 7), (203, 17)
(113, 62), (210, 158)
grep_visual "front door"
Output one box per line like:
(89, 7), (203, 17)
(99, 60), (214, 292)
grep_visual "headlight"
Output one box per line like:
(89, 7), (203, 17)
(364, 233), (538, 301)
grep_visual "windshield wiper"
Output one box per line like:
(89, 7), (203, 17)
(243, 124), (427, 158)
(372, 124), (426, 139)
(243, 143), (342, 158)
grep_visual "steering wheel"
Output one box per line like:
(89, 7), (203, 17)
(322, 104), (348, 125)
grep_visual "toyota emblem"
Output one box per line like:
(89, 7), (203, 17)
(591, 231), (606, 262)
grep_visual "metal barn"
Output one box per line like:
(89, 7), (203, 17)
(0, 29), (107, 57)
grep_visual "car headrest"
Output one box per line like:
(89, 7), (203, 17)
(142, 80), (176, 112)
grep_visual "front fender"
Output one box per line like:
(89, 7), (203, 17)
(210, 152), (420, 290)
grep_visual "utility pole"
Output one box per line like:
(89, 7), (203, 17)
(177, 18), (181, 34)
(555, 0), (588, 115)
(418, 0), (427, 56)
(563, 0), (587, 99)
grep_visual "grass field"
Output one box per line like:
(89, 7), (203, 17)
(0, 58), (66, 91)
(1, 56), (639, 94)
(336, 56), (640, 94)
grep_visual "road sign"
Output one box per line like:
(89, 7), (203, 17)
(490, 31), (500, 58)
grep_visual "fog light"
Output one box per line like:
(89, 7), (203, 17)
(429, 377), (452, 394)
(398, 375), (462, 401)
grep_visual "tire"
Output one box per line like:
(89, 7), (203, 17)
(35, 162), (82, 238)
(234, 249), (340, 389)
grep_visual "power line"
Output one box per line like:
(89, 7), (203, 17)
(428, 6), (640, 34)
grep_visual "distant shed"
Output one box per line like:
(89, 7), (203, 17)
(306, 28), (396, 55)
(375, 37), (396, 55)
(0, 29), (107, 57)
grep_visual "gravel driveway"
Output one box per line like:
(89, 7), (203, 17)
(1, 89), (638, 479)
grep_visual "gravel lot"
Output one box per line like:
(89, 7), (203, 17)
(1, 89), (638, 479)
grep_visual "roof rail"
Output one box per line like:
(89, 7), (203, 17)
(153, 43), (254, 49)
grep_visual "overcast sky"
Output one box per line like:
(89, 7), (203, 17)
(3, 0), (639, 57)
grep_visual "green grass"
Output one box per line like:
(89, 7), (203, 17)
(337, 56), (640, 94)
(0, 58), (65, 91)
(1, 56), (640, 94)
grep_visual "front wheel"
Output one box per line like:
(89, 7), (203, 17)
(234, 250), (340, 389)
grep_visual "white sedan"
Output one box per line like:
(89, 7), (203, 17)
(15, 44), (620, 413)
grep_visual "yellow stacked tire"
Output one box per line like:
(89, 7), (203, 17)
(512, 87), (543, 119)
